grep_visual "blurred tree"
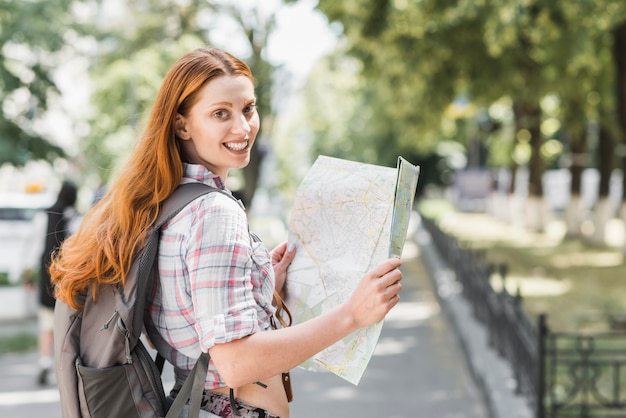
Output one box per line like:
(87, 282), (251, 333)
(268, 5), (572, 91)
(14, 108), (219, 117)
(0, 0), (86, 165)
(312, 0), (549, 225)
(541, 2), (626, 238)
(614, 21), (626, 241)
(314, 0), (484, 166)
(586, 23), (623, 244)
(81, 0), (296, 207)
(618, 23), (626, 140)
(312, 0), (626, 231)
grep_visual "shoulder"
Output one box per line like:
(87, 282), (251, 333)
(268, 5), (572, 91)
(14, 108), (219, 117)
(194, 188), (244, 217)
(165, 187), (245, 231)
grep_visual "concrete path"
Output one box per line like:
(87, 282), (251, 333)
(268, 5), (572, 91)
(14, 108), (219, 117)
(289, 237), (487, 417)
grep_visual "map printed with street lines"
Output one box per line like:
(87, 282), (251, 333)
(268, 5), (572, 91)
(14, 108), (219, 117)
(285, 155), (420, 385)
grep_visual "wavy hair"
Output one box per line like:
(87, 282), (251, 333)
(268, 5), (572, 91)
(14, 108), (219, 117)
(51, 47), (254, 309)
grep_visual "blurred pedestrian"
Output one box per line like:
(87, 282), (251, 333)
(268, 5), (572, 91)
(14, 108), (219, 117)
(37, 181), (77, 385)
(90, 180), (107, 207)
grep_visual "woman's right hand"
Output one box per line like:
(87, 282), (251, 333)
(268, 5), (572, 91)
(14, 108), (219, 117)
(210, 257), (402, 390)
(344, 257), (403, 329)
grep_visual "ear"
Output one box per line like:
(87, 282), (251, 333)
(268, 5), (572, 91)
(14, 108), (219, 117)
(175, 114), (191, 140)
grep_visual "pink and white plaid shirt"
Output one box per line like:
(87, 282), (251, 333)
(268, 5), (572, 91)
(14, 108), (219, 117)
(146, 163), (276, 389)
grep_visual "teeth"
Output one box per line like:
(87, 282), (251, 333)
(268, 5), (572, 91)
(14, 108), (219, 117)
(224, 141), (248, 151)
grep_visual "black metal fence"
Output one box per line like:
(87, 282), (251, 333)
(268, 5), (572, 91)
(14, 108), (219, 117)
(544, 330), (626, 417)
(420, 215), (626, 418)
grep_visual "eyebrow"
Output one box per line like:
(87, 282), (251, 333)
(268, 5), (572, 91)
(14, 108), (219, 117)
(209, 98), (256, 108)
(210, 101), (233, 108)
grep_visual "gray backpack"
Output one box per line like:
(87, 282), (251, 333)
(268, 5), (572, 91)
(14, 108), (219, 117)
(54, 183), (220, 418)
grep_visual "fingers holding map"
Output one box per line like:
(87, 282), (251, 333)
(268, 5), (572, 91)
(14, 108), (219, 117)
(285, 155), (420, 385)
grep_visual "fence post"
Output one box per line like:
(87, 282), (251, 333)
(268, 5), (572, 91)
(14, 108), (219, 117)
(537, 314), (547, 418)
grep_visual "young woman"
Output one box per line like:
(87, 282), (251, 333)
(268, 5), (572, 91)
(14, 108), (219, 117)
(51, 47), (403, 418)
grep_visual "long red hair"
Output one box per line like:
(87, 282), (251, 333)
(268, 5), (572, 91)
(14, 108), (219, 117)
(51, 47), (254, 309)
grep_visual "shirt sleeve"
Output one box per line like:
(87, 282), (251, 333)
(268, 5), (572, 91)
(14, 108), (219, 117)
(185, 192), (260, 351)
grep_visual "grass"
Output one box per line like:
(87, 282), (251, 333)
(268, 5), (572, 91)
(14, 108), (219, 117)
(0, 272), (9, 286)
(0, 332), (37, 354)
(418, 198), (626, 333)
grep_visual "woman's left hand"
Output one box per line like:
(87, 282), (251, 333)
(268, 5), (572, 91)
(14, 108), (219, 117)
(270, 241), (296, 298)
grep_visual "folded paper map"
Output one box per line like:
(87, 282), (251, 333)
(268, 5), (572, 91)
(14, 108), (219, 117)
(285, 155), (420, 384)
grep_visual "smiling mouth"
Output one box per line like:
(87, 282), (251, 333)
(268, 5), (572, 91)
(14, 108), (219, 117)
(224, 141), (249, 151)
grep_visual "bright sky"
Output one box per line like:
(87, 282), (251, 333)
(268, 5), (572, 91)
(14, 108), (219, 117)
(208, 0), (338, 81)
(267, 0), (338, 80)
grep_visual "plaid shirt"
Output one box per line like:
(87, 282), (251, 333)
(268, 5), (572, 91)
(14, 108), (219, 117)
(146, 163), (276, 389)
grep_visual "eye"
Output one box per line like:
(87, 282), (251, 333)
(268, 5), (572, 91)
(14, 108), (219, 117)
(244, 103), (256, 114)
(214, 110), (228, 119)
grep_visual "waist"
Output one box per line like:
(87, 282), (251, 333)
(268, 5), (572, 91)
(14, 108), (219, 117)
(202, 390), (280, 418)
(170, 375), (288, 417)
(210, 374), (288, 417)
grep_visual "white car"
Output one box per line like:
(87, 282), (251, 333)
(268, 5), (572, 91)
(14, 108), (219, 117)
(0, 192), (56, 284)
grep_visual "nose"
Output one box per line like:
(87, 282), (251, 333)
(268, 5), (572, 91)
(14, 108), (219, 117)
(232, 113), (251, 136)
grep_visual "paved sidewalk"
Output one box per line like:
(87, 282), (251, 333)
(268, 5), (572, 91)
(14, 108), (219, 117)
(0, 216), (490, 418)
(289, 231), (487, 417)
(415, 217), (533, 418)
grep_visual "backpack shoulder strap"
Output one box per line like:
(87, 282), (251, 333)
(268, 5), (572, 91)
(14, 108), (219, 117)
(132, 182), (219, 338)
(153, 183), (219, 231)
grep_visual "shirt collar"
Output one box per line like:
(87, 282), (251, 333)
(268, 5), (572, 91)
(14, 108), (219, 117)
(182, 163), (226, 190)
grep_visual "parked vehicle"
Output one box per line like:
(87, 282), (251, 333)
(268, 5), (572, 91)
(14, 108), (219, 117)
(0, 191), (55, 284)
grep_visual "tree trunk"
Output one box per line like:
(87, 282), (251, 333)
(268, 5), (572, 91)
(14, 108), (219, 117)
(527, 112), (544, 200)
(613, 21), (626, 250)
(514, 100), (545, 231)
(236, 16), (277, 211)
(589, 126), (615, 245)
(507, 162), (523, 226)
(565, 130), (586, 238)
(615, 21), (626, 155)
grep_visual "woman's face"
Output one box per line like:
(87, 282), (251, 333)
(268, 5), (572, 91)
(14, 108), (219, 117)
(176, 75), (259, 180)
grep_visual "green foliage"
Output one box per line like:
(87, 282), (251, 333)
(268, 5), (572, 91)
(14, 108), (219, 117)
(0, 272), (8, 286)
(5, 0), (626, 202)
(309, 0), (626, 193)
(2, 0), (293, 206)
(0, 0), (85, 165)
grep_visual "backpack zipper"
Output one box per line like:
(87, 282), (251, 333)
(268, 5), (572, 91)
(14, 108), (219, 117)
(101, 310), (119, 330)
(136, 340), (168, 412)
(115, 316), (168, 413)
(116, 317), (133, 364)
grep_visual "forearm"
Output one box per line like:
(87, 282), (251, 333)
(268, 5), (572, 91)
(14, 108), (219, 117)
(210, 256), (402, 389)
(209, 303), (358, 388)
